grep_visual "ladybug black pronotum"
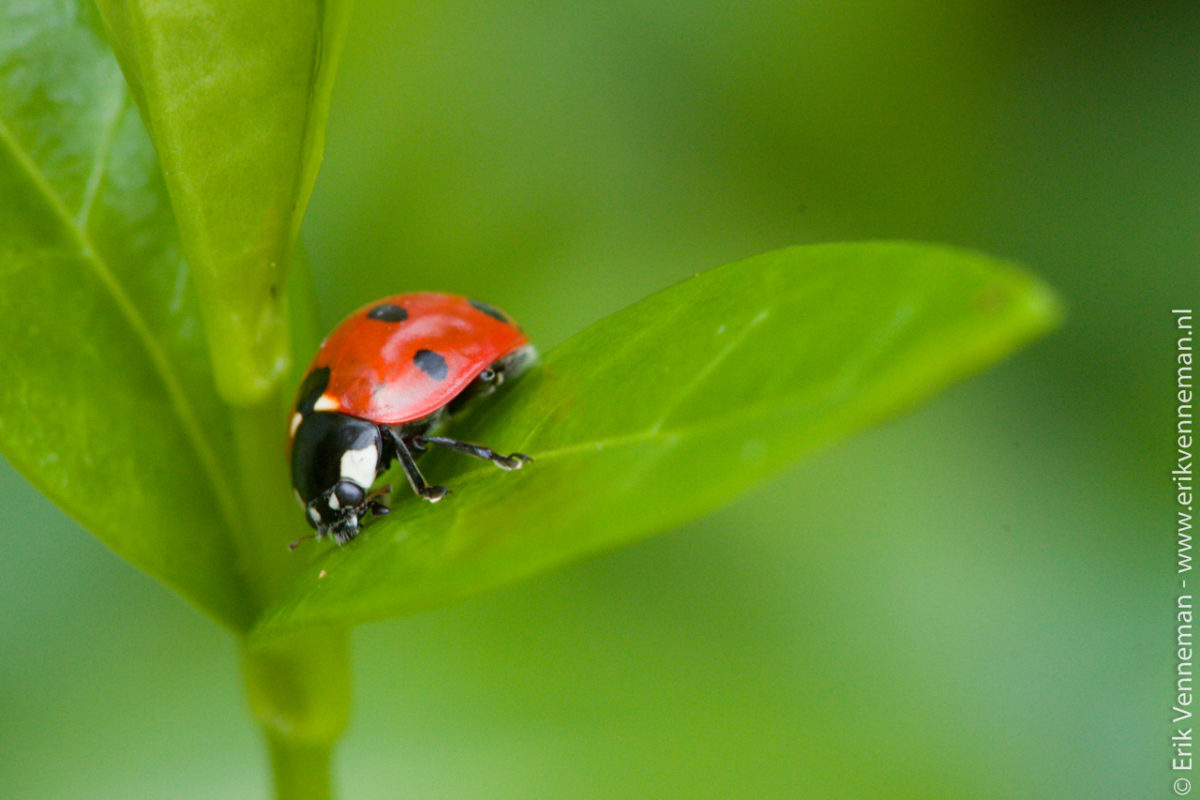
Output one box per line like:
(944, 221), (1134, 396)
(288, 293), (535, 546)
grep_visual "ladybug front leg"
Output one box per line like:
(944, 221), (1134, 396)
(411, 435), (532, 471)
(364, 485), (392, 518)
(384, 427), (450, 502)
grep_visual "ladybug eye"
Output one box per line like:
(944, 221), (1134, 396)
(479, 368), (496, 382)
(334, 481), (366, 507)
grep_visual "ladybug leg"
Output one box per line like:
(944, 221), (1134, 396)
(384, 428), (450, 502)
(410, 435), (532, 471)
(365, 485), (392, 517)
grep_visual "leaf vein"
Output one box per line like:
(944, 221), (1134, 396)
(447, 396), (798, 487)
(648, 308), (769, 434)
(75, 82), (127, 230)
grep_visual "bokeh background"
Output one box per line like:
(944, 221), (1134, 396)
(2, 1), (1194, 797)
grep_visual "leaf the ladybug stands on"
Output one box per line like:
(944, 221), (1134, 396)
(255, 242), (1060, 639)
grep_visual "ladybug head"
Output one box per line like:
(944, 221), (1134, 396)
(290, 412), (384, 545)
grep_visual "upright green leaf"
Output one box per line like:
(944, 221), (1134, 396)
(255, 242), (1060, 638)
(0, 3), (248, 628)
(94, 0), (353, 404)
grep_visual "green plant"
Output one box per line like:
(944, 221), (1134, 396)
(0, 3), (1059, 798)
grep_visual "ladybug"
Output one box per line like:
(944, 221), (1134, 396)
(289, 293), (535, 546)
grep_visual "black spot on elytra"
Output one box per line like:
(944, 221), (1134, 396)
(469, 298), (509, 323)
(367, 303), (409, 322)
(413, 349), (448, 380)
(295, 366), (331, 415)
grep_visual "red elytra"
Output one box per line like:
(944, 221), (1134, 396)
(295, 293), (530, 430)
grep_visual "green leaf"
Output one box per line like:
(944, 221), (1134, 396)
(0, 4), (250, 628)
(94, 0), (353, 405)
(254, 242), (1060, 638)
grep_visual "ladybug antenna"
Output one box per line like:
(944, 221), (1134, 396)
(288, 534), (317, 552)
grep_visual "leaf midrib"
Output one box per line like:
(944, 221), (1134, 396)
(0, 110), (243, 541)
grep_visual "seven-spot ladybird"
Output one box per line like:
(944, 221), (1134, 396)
(289, 293), (535, 546)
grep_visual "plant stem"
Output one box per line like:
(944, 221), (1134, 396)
(267, 735), (335, 800)
(243, 628), (352, 800)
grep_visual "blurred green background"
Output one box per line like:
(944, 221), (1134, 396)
(2, 1), (1192, 796)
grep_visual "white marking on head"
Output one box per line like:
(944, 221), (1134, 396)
(290, 412), (303, 437)
(340, 444), (379, 489)
(328, 493), (341, 510)
(307, 506), (321, 525)
(314, 394), (339, 412)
